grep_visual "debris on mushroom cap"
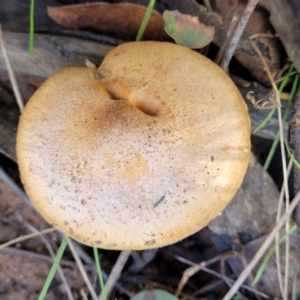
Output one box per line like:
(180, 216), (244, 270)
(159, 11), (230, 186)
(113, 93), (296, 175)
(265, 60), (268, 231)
(16, 41), (251, 250)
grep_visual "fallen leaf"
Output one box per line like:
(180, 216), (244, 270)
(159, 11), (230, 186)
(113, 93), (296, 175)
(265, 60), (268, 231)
(163, 10), (214, 49)
(48, 3), (170, 41)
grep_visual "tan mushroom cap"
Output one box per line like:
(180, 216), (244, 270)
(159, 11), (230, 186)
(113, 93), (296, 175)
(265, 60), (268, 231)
(17, 41), (250, 250)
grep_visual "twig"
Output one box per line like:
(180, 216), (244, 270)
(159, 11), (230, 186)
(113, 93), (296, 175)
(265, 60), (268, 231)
(0, 227), (56, 250)
(219, 0), (259, 71)
(0, 23), (24, 112)
(173, 253), (269, 299)
(100, 250), (131, 299)
(219, 255), (246, 300)
(223, 189), (300, 300)
(175, 252), (226, 296)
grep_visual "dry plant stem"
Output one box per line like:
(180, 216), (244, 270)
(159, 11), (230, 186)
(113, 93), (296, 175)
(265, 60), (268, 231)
(99, 250), (131, 300)
(0, 227), (56, 250)
(175, 253), (225, 296)
(174, 254), (269, 299)
(223, 189), (300, 300)
(275, 159), (293, 297)
(219, 0), (259, 71)
(0, 23), (24, 112)
(0, 165), (33, 208)
(250, 38), (290, 300)
(201, 268), (268, 298)
(20, 219), (74, 300)
(66, 236), (98, 300)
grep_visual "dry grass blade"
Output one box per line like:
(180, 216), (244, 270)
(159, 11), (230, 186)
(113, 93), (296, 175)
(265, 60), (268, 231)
(250, 37), (290, 300)
(174, 253), (269, 299)
(0, 23), (24, 112)
(275, 159), (293, 296)
(0, 227), (56, 250)
(66, 236), (98, 300)
(223, 189), (300, 300)
(175, 253), (224, 296)
(100, 250), (131, 299)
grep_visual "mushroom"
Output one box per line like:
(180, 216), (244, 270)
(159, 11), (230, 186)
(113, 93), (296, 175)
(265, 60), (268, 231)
(16, 41), (250, 250)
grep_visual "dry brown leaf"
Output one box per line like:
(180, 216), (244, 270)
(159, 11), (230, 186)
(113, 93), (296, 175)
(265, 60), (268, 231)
(48, 2), (170, 41)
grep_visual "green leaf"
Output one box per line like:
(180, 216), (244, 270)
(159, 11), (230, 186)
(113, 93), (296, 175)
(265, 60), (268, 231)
(131, 289), (179, 300)
(163, 10), (214, 49)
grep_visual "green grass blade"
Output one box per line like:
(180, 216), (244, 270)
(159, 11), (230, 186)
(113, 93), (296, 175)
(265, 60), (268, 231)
(263, 73), (300, 170)
(252, 224), (297, 287)
(285, 139), (300, 169)
(254, 107), (276, 134)
(263, 131), (280, 170)
(29, 0), (35, 58)
(136, 0), (156, 41)
(93, 247), (107, 300)
(38, 236), (68, 300)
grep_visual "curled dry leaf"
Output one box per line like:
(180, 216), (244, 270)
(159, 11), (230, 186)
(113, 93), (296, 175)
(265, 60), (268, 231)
(163, 10), (214, 49)
(47, 2), (170, 41)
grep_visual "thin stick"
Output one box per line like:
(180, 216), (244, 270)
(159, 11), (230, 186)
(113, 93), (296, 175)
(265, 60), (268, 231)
(201, 267), (267, 299)
(219, 0), (259, 71)
(99, 250), (131, 299)
(0, 227), (56, 250)
(174, 254), (269, 299)
(0, 23), (24, 112)
(223, 189), (300, 300)
(175, 253), (224, 296)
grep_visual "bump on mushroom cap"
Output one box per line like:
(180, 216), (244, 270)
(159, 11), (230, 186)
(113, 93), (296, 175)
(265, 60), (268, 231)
(17, 41), (250, 250)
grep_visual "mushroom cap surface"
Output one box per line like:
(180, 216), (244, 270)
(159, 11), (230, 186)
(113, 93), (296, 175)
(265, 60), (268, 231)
(17, 41), (250, 250)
